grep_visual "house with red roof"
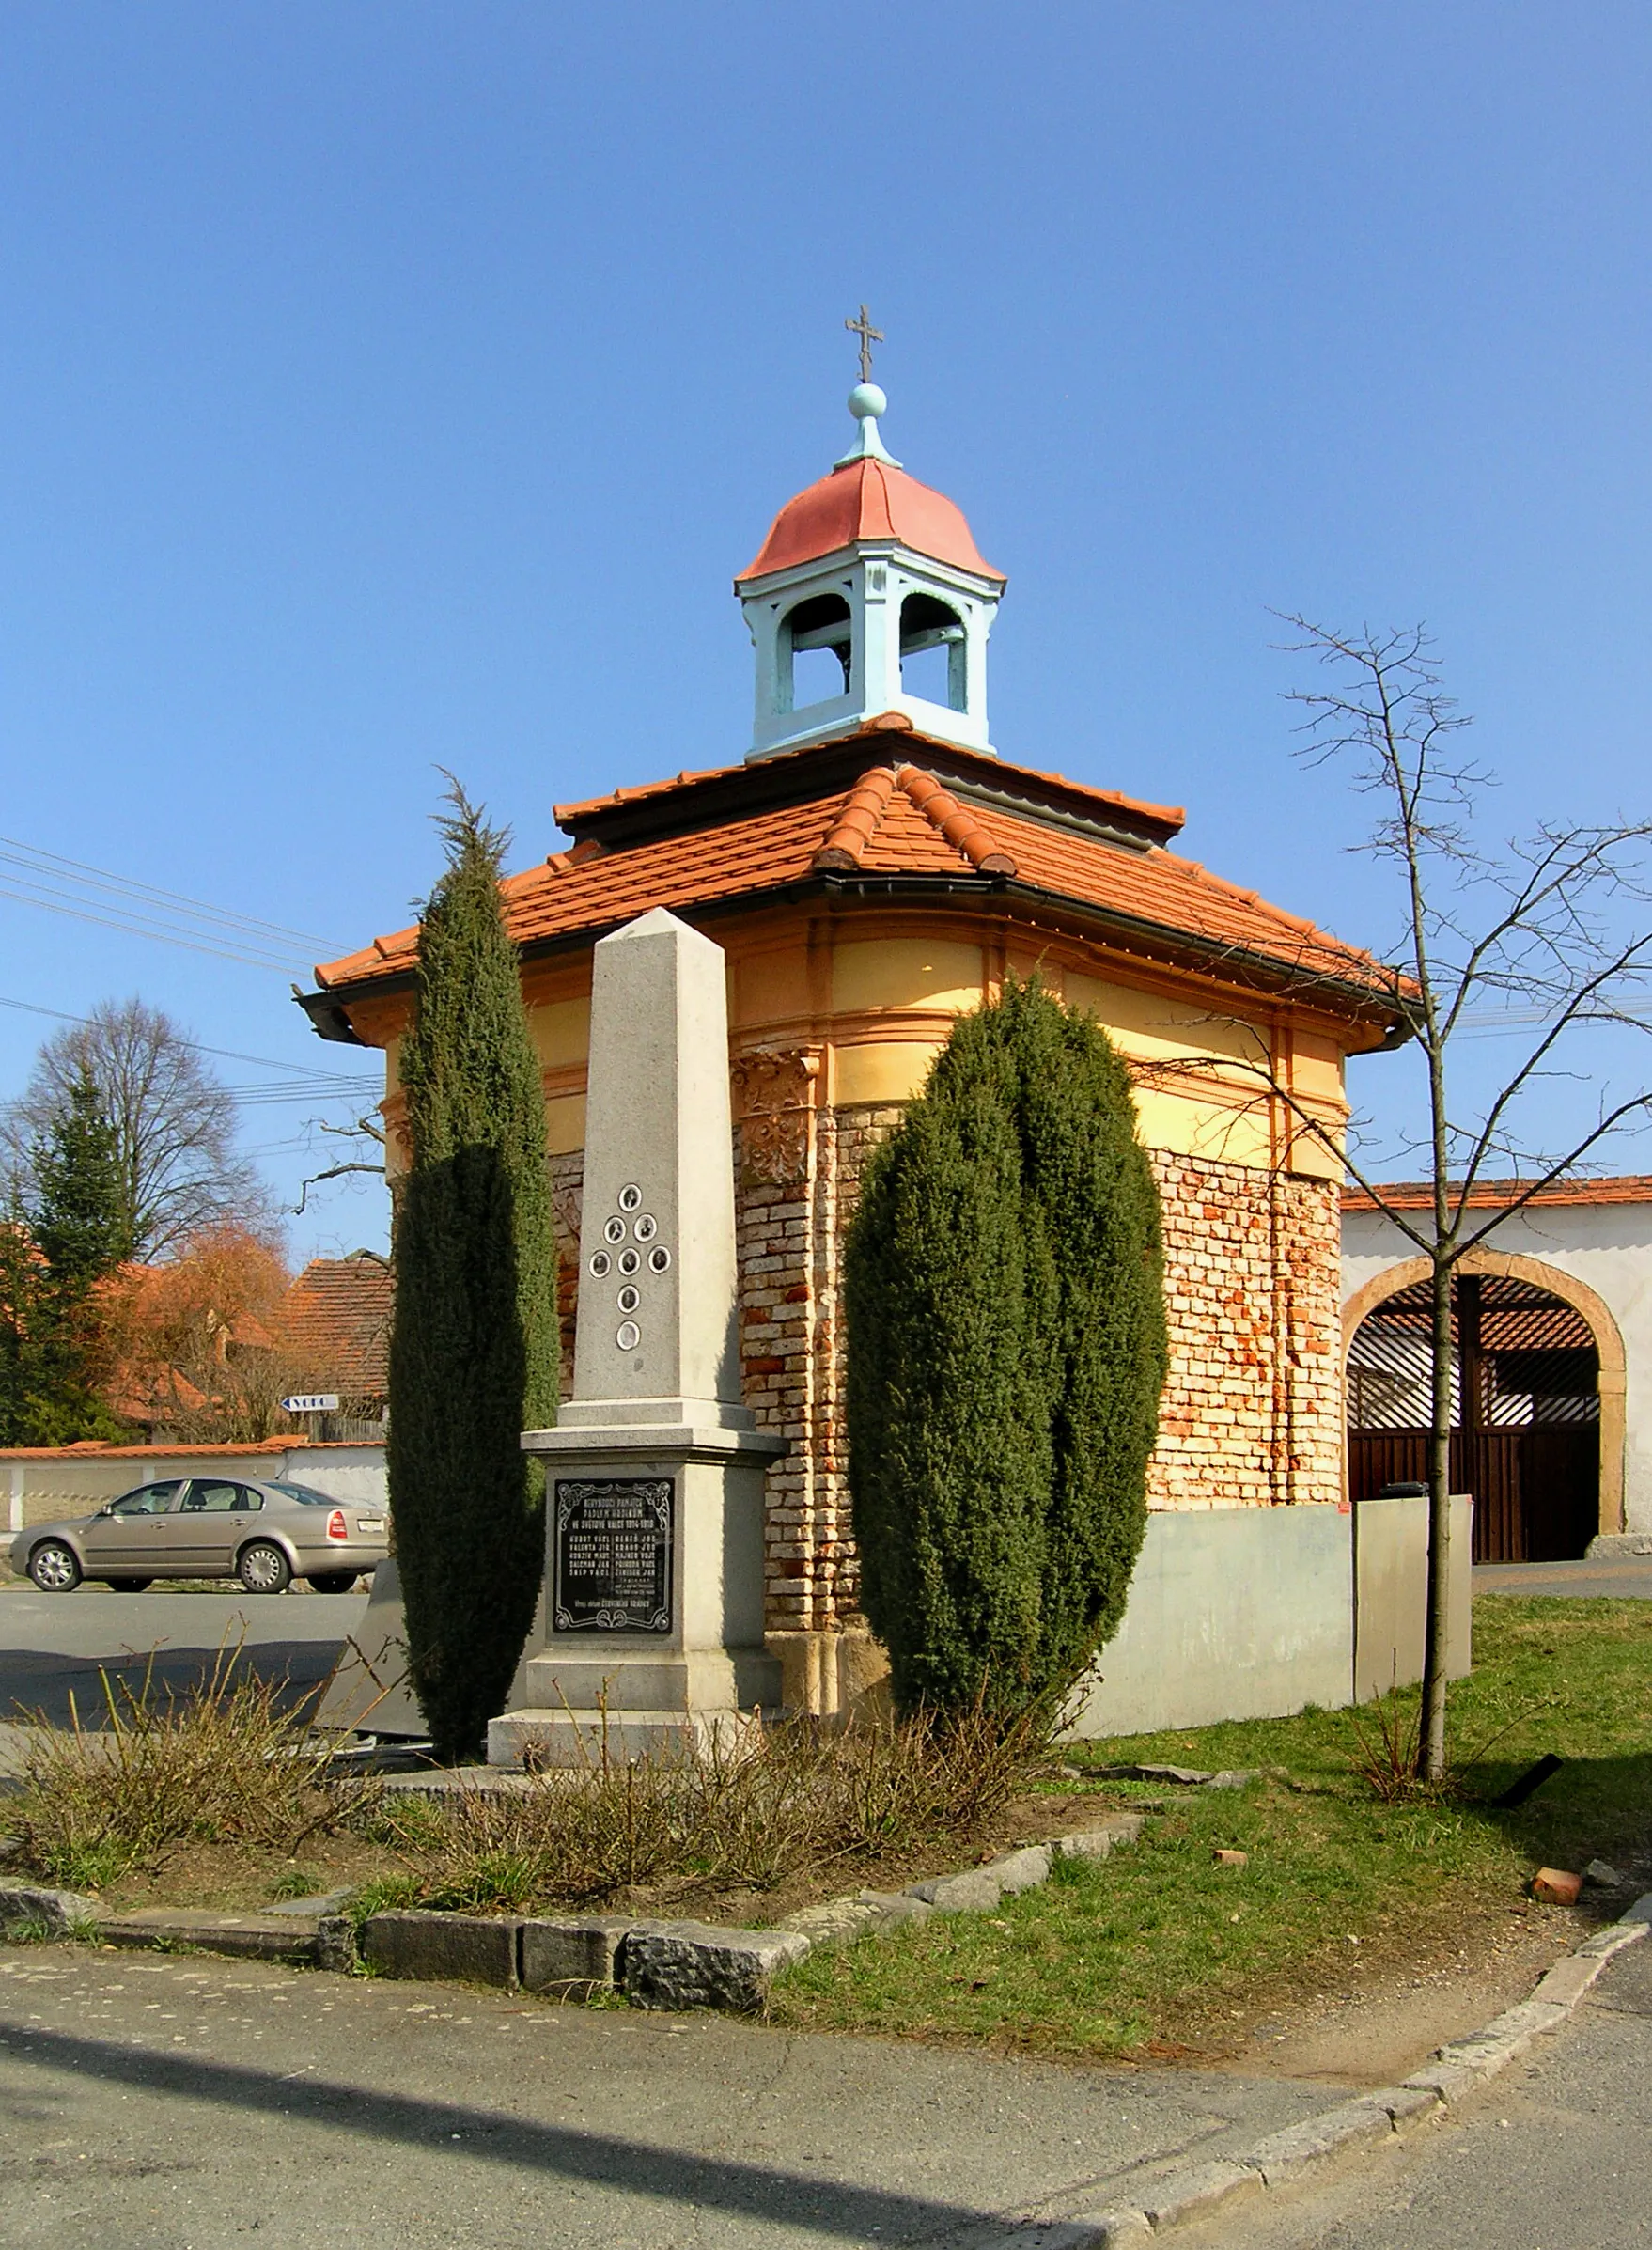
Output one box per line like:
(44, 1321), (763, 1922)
(300, 375), (1411, 1723)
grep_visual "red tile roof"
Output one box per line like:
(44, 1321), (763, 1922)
(551, 727), (1186, 845)
(0, 1440), (374, 1461)
(313, 726), (1403, 1027)
(282, 1254), (393, 1400)
(739, 457), (1005, 584)
(1344, 1177), (1652, 1212)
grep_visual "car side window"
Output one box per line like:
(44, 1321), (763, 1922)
(182, 1481), (259, 1514)
(109, 1482), (182, 1517)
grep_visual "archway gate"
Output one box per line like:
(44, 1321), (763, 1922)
(1347, 1271), (1600, 1562)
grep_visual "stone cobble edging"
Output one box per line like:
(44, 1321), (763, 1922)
(354, 1816), (1146, 2011)
(0, 1880), (100, 1938)
(1007, 1892), (1652, 2248)
(0, 1815), (1145, 2011)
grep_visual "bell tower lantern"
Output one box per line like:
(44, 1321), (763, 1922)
(736, 357), (1006, 763)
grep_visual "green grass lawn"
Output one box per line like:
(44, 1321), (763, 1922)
(770, 1597), (1652, 2059)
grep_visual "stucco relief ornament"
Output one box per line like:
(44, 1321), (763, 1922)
(731, 1048), (820, 1186)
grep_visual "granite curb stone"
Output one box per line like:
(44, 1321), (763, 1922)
(1057, 1899), (1650, 2239)
(520, 1915), (633, 1994)
(0, 1881), (99, 1937)
(361, 1910), (520, 1988)
(0, 1816), (1147, 2001)
(1239, 2096), (1400, 2185)
(906, 1825), (1140, 1914)
(1084, 1764), (1259, 1790)
(1066, 2215), (1153, 2246)
(1139, 2157), (1264, 2227)
(98, 1908), (329, 1962)
(266, 1887), (357, 1918)
(1052, 1816), (1145, 1861)
(618, 1919), (810, 2012)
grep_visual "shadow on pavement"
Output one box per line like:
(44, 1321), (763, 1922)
(0, 1639), (344, 1728)
(0, 2023), (1019, 2245)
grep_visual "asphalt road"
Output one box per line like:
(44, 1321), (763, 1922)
(1184, 1930), (1652, 2249)
(1473, 1556), (1652, 1599)
(0, 1587), (369, 1735)
(0, 1942), (1354, 2250)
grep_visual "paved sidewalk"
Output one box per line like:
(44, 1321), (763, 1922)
(1173, 1935), (1652, 2248)
(0, 1588), (366, 1777)
(0, 1943), (1352, 2249)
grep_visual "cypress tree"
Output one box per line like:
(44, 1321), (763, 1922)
(845, 977), (1167, 1715)
(388, 781), (560, 1760)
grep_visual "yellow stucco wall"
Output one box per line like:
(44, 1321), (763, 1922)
(367, 918), (1351, 1180)
(831, 938), (987, 1016)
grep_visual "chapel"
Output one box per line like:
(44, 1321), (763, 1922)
(302, 371), (1408, 1713)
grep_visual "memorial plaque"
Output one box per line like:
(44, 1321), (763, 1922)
(552, 1477), (673, 1633)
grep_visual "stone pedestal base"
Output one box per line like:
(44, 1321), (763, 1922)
(486, 1405), (784, 1770)
(488, 1705), (765, 1767)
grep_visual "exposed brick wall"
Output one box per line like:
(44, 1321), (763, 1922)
(1148, 1151), (1343, 1511)
(548, 1119), (1345, 1657)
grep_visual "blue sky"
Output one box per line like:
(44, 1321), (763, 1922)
(2, 4), (1649, 1258)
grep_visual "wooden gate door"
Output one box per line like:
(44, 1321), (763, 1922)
(1347, 1273), (1601, 1563)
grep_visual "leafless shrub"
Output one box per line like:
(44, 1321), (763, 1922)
(364, 1694), (1052, 1915)
(13, 1637), (382, 1890)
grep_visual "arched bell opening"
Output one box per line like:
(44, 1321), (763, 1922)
(1346, 1268), (1608, 1561)
(898, 592), (966, 713)
(779, 593), (852, 715)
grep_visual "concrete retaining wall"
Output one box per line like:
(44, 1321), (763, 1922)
(1066, 1495), (1471, 1738)
(1353, 1491), (1473, 1703)
(1068, 1505), (1354, 1737)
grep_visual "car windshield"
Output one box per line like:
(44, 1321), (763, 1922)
(269, 1482), (343, 1507)
(108, 1482), (182, 1516)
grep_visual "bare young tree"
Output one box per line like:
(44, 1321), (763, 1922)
(3, 998), (273, 1258)
(1137, 623), (1652, 1780)
(292, 1111), (387, 1218)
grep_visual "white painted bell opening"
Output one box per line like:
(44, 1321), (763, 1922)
(780, 590), (854, 713)
(898, 590), (967, 713)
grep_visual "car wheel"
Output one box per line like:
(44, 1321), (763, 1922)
(108, 1578), (153, 1592)
(28, 1540), (82, 1593)
(306, 1572), (359, 1594)
(237, 1541), (292, 1595)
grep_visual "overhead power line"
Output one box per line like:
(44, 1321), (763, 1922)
(0, 993), (378, 1090)
(0, 833), (351, 972)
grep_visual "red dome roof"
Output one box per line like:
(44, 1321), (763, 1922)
(739, 457), (1005, 585)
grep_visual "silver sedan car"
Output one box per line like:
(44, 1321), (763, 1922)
(10, 1477), (389, 1596)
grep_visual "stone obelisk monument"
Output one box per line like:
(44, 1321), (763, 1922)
(487, 908), (784, 1766)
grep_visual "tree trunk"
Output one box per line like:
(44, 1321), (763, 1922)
(1417, 1255), (1455, 1779)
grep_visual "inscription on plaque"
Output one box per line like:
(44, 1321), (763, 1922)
(553, 1477), (672, 1633)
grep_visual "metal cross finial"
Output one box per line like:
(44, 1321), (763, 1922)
(845, 304), (884, 384)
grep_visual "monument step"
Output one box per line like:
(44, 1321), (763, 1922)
(487, 1707), (767, 1769)
(518, 1650), (781, 1714)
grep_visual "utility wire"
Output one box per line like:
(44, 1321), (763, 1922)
(0, 834), (349, 957)
(0, 993), (377, 1088)
(0, 875), (320, 972)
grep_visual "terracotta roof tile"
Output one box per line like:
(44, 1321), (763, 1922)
(0, 1440), (373, 1461)
(552, 727), (1186, 841)
(281, 1255), (394, 1398)
(317, 746), (1399, 1018)
(1344, 1176), (1652, 1212)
